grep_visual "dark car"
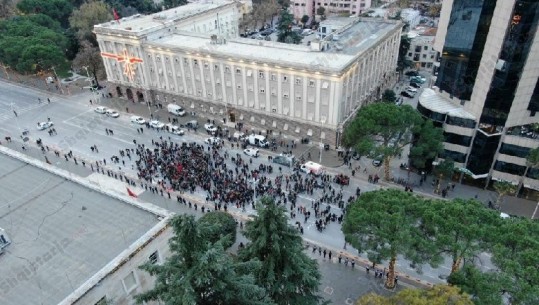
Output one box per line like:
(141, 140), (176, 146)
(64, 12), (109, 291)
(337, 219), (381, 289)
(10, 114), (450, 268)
(409, 82), (421, 88)
(401, 91), (414, 98)
(405, 70), (419, 77)
(273, 155), (295, 167)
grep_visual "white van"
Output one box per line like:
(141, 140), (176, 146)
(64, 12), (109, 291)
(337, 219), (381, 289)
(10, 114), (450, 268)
(300, 161), (324, 176)
(167, 104), (186, 116)
(246, 134), (269, 148)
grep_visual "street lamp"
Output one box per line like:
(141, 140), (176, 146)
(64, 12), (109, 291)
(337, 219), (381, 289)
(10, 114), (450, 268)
(251, 178), (258, 208)
(83, 66), (101, 104)
(51, 66), (65, 94)
(319, 117), (326, 163)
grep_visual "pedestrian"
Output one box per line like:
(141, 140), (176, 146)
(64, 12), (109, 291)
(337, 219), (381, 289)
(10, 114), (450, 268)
(312, 246), (316, 253)
(328, 251), (332, 260)
(38, 98), (41, 103)
(366, 266), (370, 274)
(13, 110), (17, 117)
(106, 128), (109, 135)
(47, 98), (51, 104)
(351, 260), (355, 268)
(323, 249), (327, 258)
(89, 99), (92, 105)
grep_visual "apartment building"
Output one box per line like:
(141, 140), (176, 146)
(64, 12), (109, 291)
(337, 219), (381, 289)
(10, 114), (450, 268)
(290, 0), (372, 21)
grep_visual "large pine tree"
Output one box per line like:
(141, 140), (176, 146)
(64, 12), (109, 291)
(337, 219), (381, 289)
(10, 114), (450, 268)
(239, 197), (325, 305)
(136, 215), (273, 305)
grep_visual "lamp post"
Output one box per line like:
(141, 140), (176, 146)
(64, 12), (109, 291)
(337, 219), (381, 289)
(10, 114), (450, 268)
(83, 66), (100, 104)
(51, 66), (65, 94)
(319, 117), (326, 163)
(251, 178), (258, 209)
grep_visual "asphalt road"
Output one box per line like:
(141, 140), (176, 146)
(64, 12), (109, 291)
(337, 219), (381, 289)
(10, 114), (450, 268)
(0, 80), (496, 291)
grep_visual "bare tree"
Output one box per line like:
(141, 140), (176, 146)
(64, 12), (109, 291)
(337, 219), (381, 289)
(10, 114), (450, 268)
(0, 0), (14, 18)
(72, 40), (106, 87)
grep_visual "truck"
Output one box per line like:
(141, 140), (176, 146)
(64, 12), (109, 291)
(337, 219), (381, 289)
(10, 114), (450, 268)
(167, 104), (186, 116)
(246, 134), (269, 148)
(300, 161), (324, 176)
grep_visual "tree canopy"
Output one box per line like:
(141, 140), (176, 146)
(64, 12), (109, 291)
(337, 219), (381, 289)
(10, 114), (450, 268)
(69, 0), (112, 44)
(0, 14), (67, 73)
(17, 0), (73, 27)
(72, 40), (106, 86)
(409, 119), (444, 170)
(342, 103), (423, 181)
(342, 189), (438, 288)
(198, 211), (237, 249)
(136, 215), (272, 305)
(356, 285), (474, 305)
(239, 196), (324, 305)
(277, 10), (302, 44)
(163, 0), (188, 10)
(381, 89), (396, 103)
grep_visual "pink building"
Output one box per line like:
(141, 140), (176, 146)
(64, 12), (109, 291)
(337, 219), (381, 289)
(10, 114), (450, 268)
(290, 0), (372, 22)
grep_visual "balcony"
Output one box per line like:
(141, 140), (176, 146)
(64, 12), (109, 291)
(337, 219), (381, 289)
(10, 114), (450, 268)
(478, 123), (503, 136)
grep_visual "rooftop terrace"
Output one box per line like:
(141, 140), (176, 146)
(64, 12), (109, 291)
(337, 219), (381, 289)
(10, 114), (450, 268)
(0, 153), (160, 305)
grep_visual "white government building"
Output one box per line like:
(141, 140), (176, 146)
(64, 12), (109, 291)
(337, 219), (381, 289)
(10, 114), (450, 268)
(94, 0), (402, 145)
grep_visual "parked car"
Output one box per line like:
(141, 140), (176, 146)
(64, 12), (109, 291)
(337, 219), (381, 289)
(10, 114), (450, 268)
(204, 123), (217, 134)
(405, 70), (419, 77)
(165, 123), (184, 135)
(372, 156), (383, 167)
(406, 86), (418, 93)
(400, 91), (414, 98)
(204, 137), (222, 145)
(410, 76), (426, 83)
(149, 120), (165, 129)
(273, 154), (295, 167)
(94, 106), (107, 114)
(130, 116), (146, 124)
(37, 121), (53, 130)
(106, 109), (119, 118)
(243, 148), (259, 157)
(409, 82), (421, 89)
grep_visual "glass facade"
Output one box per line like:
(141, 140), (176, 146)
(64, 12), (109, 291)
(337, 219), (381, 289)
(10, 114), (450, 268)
(481, 0), (539, 126)
(435, 0), (497, 100)
(417, 102), (446, 123)
(444, 132), (472, 146)
(440, 149), (467, 163)
(498, 143), (531, 158)
(467, 132), (501, 174)
(494, 161), (526, 176)
(445, 116), (476, 128)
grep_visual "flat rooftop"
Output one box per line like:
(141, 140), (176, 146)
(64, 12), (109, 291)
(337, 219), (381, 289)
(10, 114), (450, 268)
(94, 0), (231, 34)
(151, 18), (399, 71)
(0, 153), (160, 305)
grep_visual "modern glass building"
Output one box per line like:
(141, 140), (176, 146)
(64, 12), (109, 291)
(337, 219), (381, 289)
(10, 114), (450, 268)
(418, 0), (539, 198)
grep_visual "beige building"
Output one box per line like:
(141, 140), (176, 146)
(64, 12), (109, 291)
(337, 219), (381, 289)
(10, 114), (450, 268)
(94, 0), (402, 145)
(419, 0), (539, 198)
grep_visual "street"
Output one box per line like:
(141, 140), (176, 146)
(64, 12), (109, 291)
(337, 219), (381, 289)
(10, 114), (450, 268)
(0, 79), (497, 290)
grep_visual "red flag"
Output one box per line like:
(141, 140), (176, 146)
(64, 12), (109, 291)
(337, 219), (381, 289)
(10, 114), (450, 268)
(113, 8), (120, 23)
(127, 187), (137, 198)
(176, 164), (183, 174)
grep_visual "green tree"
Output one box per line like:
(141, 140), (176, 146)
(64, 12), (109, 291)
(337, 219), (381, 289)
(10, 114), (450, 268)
(342, 103), (423, 181)
(105, 0), (158, 15)
(72, 40), (105, 86)
(491, 218), (539, 304)
(421, 198), (501, 274)
(301, 14), (309, 26)
(136, 215), (272, 305)
(163, 0), (188, 9)
(198, 211), (237, 249)
(524, 147), (539, 179)
(381, 89), (396, 103)
(432, 159), (454, 194)
(356, 285), (474, 305)
(239, 196), (324, 305)
(17, 0), (73, 27)
(397, 35), (413, 76)
(277, 9), (302, 44)
(0, 15), (68, 73)
(409, 119), (444, 170)
(492, 180), (517, 210)
(342, 189), (437, 289)
(69, 0), (112, 45)
(316, 6), (325, 16)
(448, 265), (506, 305)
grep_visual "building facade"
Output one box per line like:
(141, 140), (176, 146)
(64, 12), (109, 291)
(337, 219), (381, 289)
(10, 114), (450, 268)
(94, 1), (402, 146)
(405, 34), (438, 71)
(290, 0), (372, 21)
(418, 0), (539, 197)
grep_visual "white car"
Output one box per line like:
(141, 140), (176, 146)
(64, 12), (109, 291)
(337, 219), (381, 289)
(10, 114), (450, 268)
(243, 148), (259, 157)
(204, 137), (222, 145)
(406, 86), (418, 93)
(37, 121), (53, 130)
(105, 109), (119, 118)
(165, 123), (184, 135)
(204, 123), (218, 134)
(94, 106), (107, 114)
(130, 116), (146, 125)
(149, 120), (165, 129)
